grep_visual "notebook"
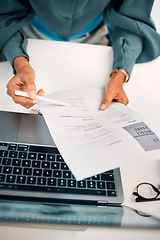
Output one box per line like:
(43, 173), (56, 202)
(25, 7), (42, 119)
(0, 110), (124, 205)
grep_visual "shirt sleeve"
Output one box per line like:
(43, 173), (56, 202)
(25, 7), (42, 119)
(104, 0), (160, 76)
(0, 0), (34, 72)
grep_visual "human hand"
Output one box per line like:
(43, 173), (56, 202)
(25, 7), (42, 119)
(99, 71), (129, 110)
(6, 57), (45, 108)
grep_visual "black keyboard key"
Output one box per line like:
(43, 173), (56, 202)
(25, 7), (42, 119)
(17, 176), (26, 184)
(43, 169), (52, 177)
(28, 153), (37, 160)
(97, 181), (105, 189)
(0, 166), (2, 173)
(8, 144), (17, 150)
(47, 154), (55, 161)
(12, 158), (21, 166)
(53, 170), (62, 178)
(68, 180), (76, 187)
(37, 177), (46, 185)
(101, 174), (114, 181)
(22, 160), (31, 167)
(2, 158), (12, 166)
(106, 182), (115, 190)
(3, 166), (12, 174)
(18, 152), (27, 159)
(29, 145), (59, 154)
(61, 163), (69, 170)
(63, 171), (71, 179)
(42, 161), (50, 169)
(105, 170), (113, 174)
(13, 167), (22, 175)
(78, 181), (86, 188)
(58, 179), (66, 187)
(23, 168), (32, 175)
(27, 177), (36, 184)
(0, 158), (2, 164)
(0, 143), (8, 147)
(18, 145), (28, 151)
(48, 178), (56, 186)
(0, 150), (8, 157)
(32, 161), (40, 168)
(0, 174), (5, 182)
(87, 181), (96, 189)
(33, 168), (42, 176)
(38, 153), (46, 161)
(107, 190), (116, 197)
(56, 155), (64, 162)
(92, 175), (100, 180)
(6, 175), (16, 183)
(51, 162), (60, 169)
(9, 151), (18, 158)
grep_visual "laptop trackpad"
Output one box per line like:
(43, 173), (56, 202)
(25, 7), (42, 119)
(17, 113), (55, 146)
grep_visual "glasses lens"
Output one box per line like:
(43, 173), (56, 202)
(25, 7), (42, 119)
(138, 183), (158, 199)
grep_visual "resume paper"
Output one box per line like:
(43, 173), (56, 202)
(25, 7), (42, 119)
(39, 88), (160, 180)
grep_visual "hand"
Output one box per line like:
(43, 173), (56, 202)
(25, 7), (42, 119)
(6, 57), (45, 108)
(99, 71), (129, 110)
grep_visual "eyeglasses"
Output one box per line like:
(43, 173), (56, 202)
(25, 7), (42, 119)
(132, 182), (160, 202)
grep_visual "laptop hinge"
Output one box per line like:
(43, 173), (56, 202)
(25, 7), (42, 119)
(98, 201), (108, 207)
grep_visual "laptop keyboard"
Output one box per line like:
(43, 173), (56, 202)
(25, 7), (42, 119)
(0, 142), (117, 197)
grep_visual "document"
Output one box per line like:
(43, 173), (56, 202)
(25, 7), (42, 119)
(39, 88), (160, 180)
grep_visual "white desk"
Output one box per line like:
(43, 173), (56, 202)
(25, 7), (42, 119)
(0, 1), (160, 237)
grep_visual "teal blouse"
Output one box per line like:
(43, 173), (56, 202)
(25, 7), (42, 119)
(0, 0), (160, 76)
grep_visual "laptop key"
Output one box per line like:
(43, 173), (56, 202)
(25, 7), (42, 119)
(37, 177), (46, 185)
(0, 166), (2, 173)
(101, 174), (114, 181)
(0, 143), (8, 147)
(17, 176), (26, 184)
(0, 150), (8, 157)
(13, 167), (22, 175)
(33, 168), (42, 176)
(78, 181), (86, 188)
(18, 152), (27, 159)
(47, 154), (55, 161)
(3, 166), (12, 174)
(87, 181), (96, 189)
(63, 171), (71, 179)
(2, 158), (12, 165)
(106, 182), (115, 190)
(6, 175), (16, 183)
(23, 168), (32, 175)
(12, 159), (21, 166)
(107, 190), (116, 197)
(51, 162), (60, 169)
(58, 179), (66, 187)
(9, 151), (18, 158)
(43, 169), (52, 177)
(38, 153), (46, 161)
(32, 161), (40, 168)
(68, 180), (76, 187)
(56, 155), (64, 162)
(42, 161), (50, 169)
(28, 153), (37, 160)
(61, 163), (69, 170)
(53, 170), (62, 178)
(0, 174), (5, 182)
(48, 178), (56, 186)
(97, 181), (105, 189)
(27, 177), (36, 184)
(22, 160), (31, 167)
(8, 144), (17, 150)
(17, 145), (28, 152)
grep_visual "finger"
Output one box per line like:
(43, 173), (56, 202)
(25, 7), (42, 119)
(36, 89), (45, 96)
(99, 92), (115, 110)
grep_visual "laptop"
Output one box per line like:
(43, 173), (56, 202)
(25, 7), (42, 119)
(0, 110), (124, 205)
(1, 110), (160, 230)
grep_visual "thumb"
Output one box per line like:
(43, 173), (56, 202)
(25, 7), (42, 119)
(99, 94), (114, 110)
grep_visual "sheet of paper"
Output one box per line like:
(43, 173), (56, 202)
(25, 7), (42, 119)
(39, 88), (160, 180)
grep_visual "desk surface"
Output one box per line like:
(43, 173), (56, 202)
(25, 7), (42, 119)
(0, 1), (160, 238)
